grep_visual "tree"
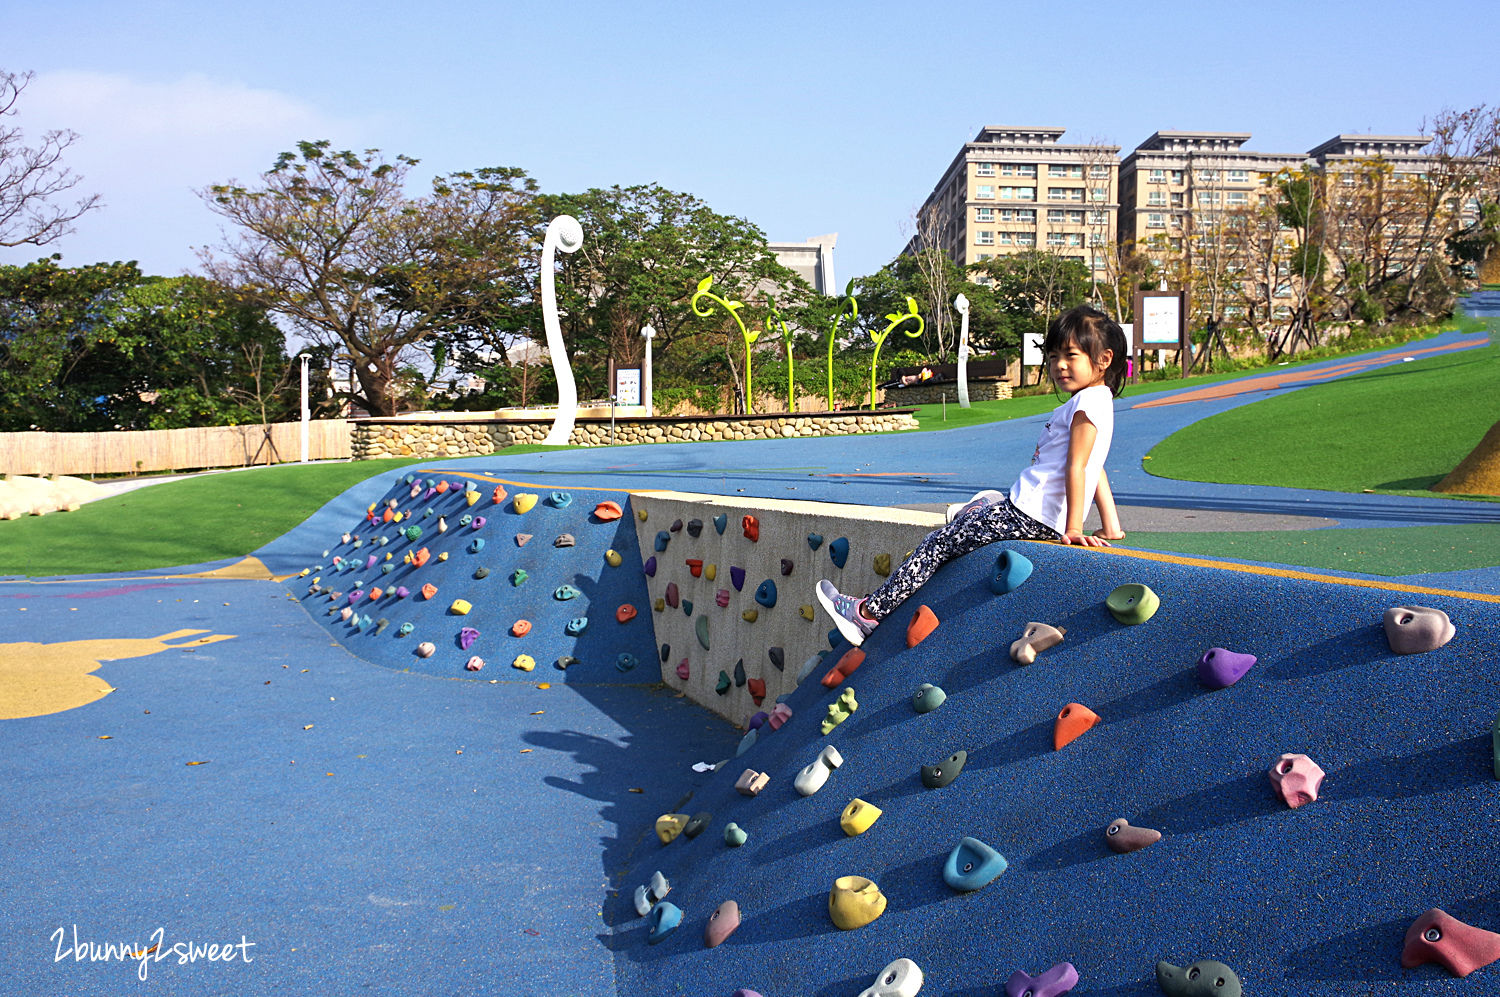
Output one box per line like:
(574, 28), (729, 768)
(199, 141), (538, 417)
(0, 258), (296, 431)
(0, 69), (101, 248)
(905, 203), (958, 360)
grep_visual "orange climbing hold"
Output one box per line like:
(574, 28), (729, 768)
(1053, 703), (1100, 749)
(821, 647), (866, 688)
(747, 677), (766, 705)
(420, 583), (438, 601)
(616, 604), (638, 623)
(742, 515), (760, 542)
(686, 559), (703, 578)
(593, 500), (623, 521)
(511, 619), (532, 637)
(906, 605), (939, 648)
(492, 485), (508, 504)
(410, 547), (431, 568)
(382, 508), (394, 523)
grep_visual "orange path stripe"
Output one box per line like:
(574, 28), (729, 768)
(1094, 544), (1500, 604)
(1133, 336), (1489, 409)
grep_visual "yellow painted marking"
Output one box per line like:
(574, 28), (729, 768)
(0, 629), (237, 719)
(1098, 545), (1500, 604)
(0, 556), (290, 586)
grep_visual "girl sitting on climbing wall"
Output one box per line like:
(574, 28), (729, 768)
(817, 304), (1128, 646)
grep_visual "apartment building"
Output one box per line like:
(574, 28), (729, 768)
(910, 126), (1120, 277)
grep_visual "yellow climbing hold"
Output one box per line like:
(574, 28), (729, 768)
(605, 549), (623, 568)
(829, 875), (887, 930)
(840, 798), (883, 837)
(742, 609), (759, 623)
(704, 563), (717, 581)
(393, 511), (404, 522)
(800, 604), (815, 620)
(874, 553), (891, 576)
(512, 654), (536, 671)
(637, 508), (648, 521)
(654, 598), (666, 613)
(515, 493), (538, 514)
(450, 599), (472, 615)
(437, 551), (449, 561)
(465, 489), (480, 506)
(655, 813), (689, 844)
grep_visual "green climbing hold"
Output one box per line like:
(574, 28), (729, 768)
(511, 568), (529, 587)
(913, 683), (947, 713)
(716, 671), (731, 695)
(682, 599), (693, 617)
(403, 525), (422, 542)
(724, 822), (747, 847)
(474, 567), (490, 579)
(696, 614), (710, 650)
(1106, 583), (1160, 624)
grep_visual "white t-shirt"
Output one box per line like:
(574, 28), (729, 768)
(1008, 383), (1115, 534)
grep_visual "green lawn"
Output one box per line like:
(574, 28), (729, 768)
(1128, 524), (1500, 577)
(1144, 322), (1499, 497)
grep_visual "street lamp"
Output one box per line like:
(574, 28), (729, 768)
(640, 324), (656, 417)
(299, 353), (312, 463)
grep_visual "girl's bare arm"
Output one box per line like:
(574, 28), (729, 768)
(1092, 468), (1125, 541)
(1062, 412), (1109, 546)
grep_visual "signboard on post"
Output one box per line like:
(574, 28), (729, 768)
(1133, 291), (1189, 350)
(614, 367), (642, 407)
(1022, 332), (1044, 367)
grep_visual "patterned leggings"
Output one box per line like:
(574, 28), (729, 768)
(862, 497), (1060, 621)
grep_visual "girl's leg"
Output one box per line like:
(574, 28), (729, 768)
(863, 498), (1055, 621)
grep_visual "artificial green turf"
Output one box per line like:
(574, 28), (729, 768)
(1145, 322), (1500, 496)
(1129, 524), (1500, 577)
(0, 450), (560, 578)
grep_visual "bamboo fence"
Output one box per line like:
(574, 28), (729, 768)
(0, 420), (353, 476)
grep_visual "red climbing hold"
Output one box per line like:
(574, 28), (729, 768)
(821, 647), (865, 688)
(1053, 703), (1100, 749)
(686, 559), (704, 578)
(616, 604), (638, 623)
(747, 678), (766, 706)
(742, 515), (759, 542)
(906, 605), (939, 648)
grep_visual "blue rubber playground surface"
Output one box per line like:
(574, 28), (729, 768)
(2, 325), (1497, 996)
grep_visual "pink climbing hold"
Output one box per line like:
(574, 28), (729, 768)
(716, 589), (731, 608)
(676, 658), (690, 680)
(767, 703), (793, 730)
(1402, 908), (1500, 977)
(465, 656), (484, 672)
(1269, 752), (1325, 808)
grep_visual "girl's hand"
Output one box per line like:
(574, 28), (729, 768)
(1061, 530), (1111, 547)
(1092, 528), (1125, 542)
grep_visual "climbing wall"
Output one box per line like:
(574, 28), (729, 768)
(629, 490), (940, 725)
(290, 473), (657, 682)
(608, 538), (1500, 996)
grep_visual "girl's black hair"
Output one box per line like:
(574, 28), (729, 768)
(1041, 304), (1129, 396)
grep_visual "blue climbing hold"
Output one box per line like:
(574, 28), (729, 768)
(755, 579), (777, 608)
(398, 623), (414, 637)
(381, 563), (394, 574)
(943, 835), (1008, 892)
(655, 531), (670, 552)
(554, 584), (581, 601)
(829, 537), (849, 569)
(565, 617), (589, 636)
(990, 549), (1034, 595)
(807, 533), (824, 550)
(647, 901), (682, 944)
(549, 491), (572, 508)
(827, 628), (841, 648)
(616, 653), (638, 672)
(682, 600), (693, 616)
(713, 513), (728, 535)
(468, 538), (485, 554)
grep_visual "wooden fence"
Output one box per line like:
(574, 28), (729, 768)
(0, 420), (353, 476)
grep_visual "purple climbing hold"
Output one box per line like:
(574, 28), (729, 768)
(730, 566), (747, 591)
(1197, 647), (1256, 689)
(459, 627), (479, 651)
(665, 582), (679, 609)
(643, 556), (657, 577)
(781, 558), (794, 576)
(1005, 962), (1079, 997)
(748, 711), (769, 730)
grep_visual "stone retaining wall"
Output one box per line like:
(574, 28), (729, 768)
(883, 379), (1012, 406)
(352, 410), (919, 460)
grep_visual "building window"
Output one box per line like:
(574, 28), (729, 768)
(975, 206), (994, 221)
(1001, 163), (1037, 178)
(1197, 191), (1222, 206)
(1089, 233), (1106, 246)
(1000, 186), (1036, 200)
(977, 253), (992, 261)
(1147, 213), (1165, 228)
(1196, 168), (1220, 183)
(976, 230), (994, 245)
(1047, 231), (1065, 246)
(1170, 170), (1184, 184)
(975, 162), (996, 176)
(1048, 164), (1084, 178)
(1089, 164), (1111, 178)
(1092, 254), (1107, 270)
(977, 184), (995, 199)
(1171, 192), (1185, 208)
(1147, 191), (1167, 206)
(1228, 169), (1249, 184)
(1016, 232), (1035, 246)
(1047, 208), (1067, 223)
(1149, 168), (1166, 183)
(1227, 191), (1249, 206)
(1047, 186), (1083, 201)
(1090, 187), (1107, 202)
(1088, 210), (1108, 225)
(998, 232), (1013, 245)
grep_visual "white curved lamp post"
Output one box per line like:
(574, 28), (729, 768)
(540, 214), (584, 446)
(640, 324), (656, 417)
(954, 293), (971, 409)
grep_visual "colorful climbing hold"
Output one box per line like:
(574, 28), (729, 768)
(637, 507), (648, 521)
(605, 549), (623, 567)
(800, 604), (815, 620)
(514, 493), (537, 513)
(565, 617), (588, 636)
(735, 769), (769, 796)
(730, 566), (746, 591)
(555, 656), (579, 670)
(653, 598), (665, 613)
(548, 491), (572, 508)
(821, 688), (858, 734)
(768, 647), (785, 671)
(681, 599), (693, 616)
(416, 642), (436, 658)
(873, 553), (891, 576)
(863, 958), (925, 997)
(449, 599), (472, 615)
(633, 871), (670, 916)
(1401, 908), (1500, 978)
(665, 582), (679, 608)
(780, 558), (793, 576)
(704, 900), (740, 948)
(723, 824), (748, 848)
(747, 677), (766, 705)
(1155, 960), (1241, 997)
(1106, 818), (1162, 854)
(397, 622), (414, 637)
(1384, 605), (1455, 654)
(742, 515), (759, 541)
(686, 518), (702, 537)
(807, 533), (824, 550)
(411, 547), (431, 568)
(713, 513), (728, 534)
(615, 653), (638, 672)
(1010, 622), (1066, 664)
(716, 671), (731, 695)
(795, 745), (843, 796)
(465, 488), (480, 507)
(675, 658), (690, 680)
(512, 654), (535, 671)
(767, 703), (793, 730)
(922, 750), (967, 788)
(1106, 583), (1159, 624)
(646, 901), (682, 944)
(906, 605), (939, 647)
(642, 555), (656, 577)
(829, 537), (849, 568)
(656, 813), (689, 844)
(470, 515), (485, 530)
(912, 683), (947, 714)
(654, 531), (670, 552)
(686, 558), (703, 577)
(593, 500), (623, 521)
(696, 614), (710, 649)
(1269, 752), (1325, 808)
(733, 658), (746, 687)
(420, 583), (438, 601)
(1054, 704), (1100, 749)
(741, 608), (758, 623)
(553, 533), (575, 547)
(704, 563), (716, 581)
(828, 875), (886, 930)
(510, 568), (529, 586)
(821, 646), (865, 689)
(515, 533), (532, 547)
(464, 656), (484, 672)
(468, 538), (486, 554)
(1004, 963), (1079, 997)
(943, 835), (1008, 892)
(491, 485), (508, 504)
(715, 589), (730, 608)
(1197, 647), (1256, 689)
(553, 584), (581, 601)
(616, 604), (638, 623)
(754, 579), (777, 607)
(458, 627), (479, 650)
(511, 619), (532, 637)
(840, 798), (882, 836)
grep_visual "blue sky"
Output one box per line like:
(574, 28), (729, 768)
(2, 0), (1494, 287)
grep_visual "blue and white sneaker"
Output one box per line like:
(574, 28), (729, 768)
(945, 488), (1007, 524)
(816, 579), (876, 646)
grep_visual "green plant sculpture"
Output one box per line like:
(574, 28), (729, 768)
(827, 279), (858, 411)
(869, 296), (924, 409)
(692, 276), (758, 414)
(765, 301), (794, 413)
